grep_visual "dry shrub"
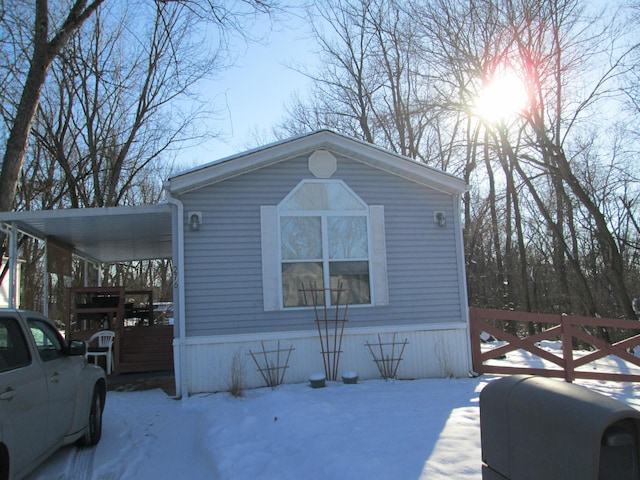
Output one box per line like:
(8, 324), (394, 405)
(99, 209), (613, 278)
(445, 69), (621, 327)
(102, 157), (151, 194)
(228, 348), (247, 397)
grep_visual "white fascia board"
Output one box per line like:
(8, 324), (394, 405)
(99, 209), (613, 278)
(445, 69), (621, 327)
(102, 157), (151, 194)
(166, 130), (469, 196)
(0, 204), (170, 222)
(325, 134), (469, 195)
(166, 132), (323, 194)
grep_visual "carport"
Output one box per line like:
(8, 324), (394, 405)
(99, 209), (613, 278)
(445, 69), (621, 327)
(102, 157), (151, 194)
(0, 204), (175, 375)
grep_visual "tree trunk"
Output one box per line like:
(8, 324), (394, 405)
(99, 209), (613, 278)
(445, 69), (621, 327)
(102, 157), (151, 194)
(0, 0), (104, 213)
(552, 149), (637, 319)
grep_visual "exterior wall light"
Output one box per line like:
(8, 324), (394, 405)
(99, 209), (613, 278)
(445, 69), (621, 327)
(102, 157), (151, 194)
(188, 211), (202, 231)
(434, 211), (446, 227)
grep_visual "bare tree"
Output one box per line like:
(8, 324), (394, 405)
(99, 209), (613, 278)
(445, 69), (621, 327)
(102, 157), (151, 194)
(0, 0), (277, 212)
(278, 0), (431, 160)
(285, 0), (640, 318)
(506, 0), (639, 318)
(30, 2), (219, 208)
(0, 0), (105, 213)
(404, 0), (640, 318)
(0, 1), (279, 303)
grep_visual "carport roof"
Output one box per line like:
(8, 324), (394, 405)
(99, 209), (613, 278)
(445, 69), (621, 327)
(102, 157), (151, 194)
(0, 204), (173, 263)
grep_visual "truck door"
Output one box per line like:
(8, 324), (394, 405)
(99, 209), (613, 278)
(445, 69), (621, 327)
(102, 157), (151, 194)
(0, 315), (48, 475)
(27, 318), (78, 446)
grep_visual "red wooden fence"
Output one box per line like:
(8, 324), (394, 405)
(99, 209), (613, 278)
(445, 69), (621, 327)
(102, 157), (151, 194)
(469, 307), (640, 382)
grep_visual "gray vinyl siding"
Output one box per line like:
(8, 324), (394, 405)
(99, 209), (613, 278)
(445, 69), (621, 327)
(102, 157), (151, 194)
(179, 152), (464, 337)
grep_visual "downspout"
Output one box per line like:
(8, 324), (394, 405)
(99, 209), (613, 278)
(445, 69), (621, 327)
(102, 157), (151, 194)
(164, 186), (189, 399)
(10, 222), (17, 309)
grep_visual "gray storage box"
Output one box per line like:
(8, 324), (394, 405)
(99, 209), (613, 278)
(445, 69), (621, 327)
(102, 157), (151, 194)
(480, 375), (640, 480)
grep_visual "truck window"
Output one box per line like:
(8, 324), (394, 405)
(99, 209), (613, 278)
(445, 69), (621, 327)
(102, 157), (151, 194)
(0, 316), (32, 372)
(28, 319), (65, 362)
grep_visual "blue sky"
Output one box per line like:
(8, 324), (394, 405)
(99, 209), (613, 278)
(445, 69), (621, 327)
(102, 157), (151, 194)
(172, 0), (616, 170)
(175, 13), (316, 169)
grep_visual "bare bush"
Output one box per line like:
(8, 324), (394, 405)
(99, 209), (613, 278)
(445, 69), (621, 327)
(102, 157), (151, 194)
(228, 348), (247, 397)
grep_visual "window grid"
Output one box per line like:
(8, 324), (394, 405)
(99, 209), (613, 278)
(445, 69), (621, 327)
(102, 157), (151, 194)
(278, 181), (372, 308)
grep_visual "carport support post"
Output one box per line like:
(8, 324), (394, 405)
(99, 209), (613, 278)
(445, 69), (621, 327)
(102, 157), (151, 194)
(3, 222), (51, 313)
(42, 238), (49, 315)
(84, 260), (91, 287)
(7, 222), (18, 308)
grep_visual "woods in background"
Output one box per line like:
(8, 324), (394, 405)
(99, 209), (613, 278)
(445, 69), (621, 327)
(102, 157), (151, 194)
(2, 0), (639, 320)
(276, 0), (640, 319)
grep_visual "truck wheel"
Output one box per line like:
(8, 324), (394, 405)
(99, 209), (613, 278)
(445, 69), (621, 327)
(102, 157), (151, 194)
(0, 444), (9, 480)
(78, 386), (103, 447)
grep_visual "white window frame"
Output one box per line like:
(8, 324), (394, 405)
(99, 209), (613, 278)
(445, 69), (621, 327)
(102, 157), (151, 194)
(261, 180), (388, 311)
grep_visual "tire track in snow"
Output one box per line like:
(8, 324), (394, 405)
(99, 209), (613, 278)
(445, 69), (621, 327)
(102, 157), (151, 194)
(67, 446), (94, 479)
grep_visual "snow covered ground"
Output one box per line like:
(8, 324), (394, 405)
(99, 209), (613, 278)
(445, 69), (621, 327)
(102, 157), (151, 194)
(26, 343), (640, 480)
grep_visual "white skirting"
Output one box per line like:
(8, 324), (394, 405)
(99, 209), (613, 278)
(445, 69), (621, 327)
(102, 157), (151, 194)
(174, 323), (472, 395)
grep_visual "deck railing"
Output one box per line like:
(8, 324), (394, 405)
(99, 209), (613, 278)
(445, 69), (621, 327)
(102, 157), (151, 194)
(469, 307), (640, 382)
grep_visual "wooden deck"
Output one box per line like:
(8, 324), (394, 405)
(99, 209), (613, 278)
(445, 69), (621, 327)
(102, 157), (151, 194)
(117, 325), (174, 374)
(67, 286), (174, 376)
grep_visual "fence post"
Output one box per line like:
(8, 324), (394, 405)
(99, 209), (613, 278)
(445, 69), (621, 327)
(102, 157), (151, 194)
(561, 315), (575, 382)
(468, 308), (483, 374)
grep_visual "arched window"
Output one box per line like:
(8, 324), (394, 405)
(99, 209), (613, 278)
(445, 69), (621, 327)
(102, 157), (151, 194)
(280, 180), (369, 307)
(261, 180), (388, 310)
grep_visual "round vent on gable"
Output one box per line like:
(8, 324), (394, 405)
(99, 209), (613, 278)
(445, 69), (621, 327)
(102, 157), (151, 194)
(308, 149), (337, 178)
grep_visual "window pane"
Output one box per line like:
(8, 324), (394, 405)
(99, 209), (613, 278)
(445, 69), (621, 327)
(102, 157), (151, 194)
(28, 319), (64, 362)
(285, 183), (326, 210)
(281, 216), (322, 260)
(330, 261), (370, 305)
(281, 182), (366, 211)
(328, 216), (368, 259)
(0, 317), (31, 371)
(282, 262), (324, 307)
(326, 183), (366, 210)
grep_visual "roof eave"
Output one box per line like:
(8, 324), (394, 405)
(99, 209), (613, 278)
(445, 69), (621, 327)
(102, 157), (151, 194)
(166, 130), (468, 196)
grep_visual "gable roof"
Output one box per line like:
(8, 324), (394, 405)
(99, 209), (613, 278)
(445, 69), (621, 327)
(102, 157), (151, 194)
(166, 130), (468, 195)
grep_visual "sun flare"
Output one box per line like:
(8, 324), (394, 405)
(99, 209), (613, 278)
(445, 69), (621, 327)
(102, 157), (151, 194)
(474, 69), (528, 123)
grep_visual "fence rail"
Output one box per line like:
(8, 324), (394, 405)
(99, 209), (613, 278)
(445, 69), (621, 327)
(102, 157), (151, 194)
(469, 307), (640, 382)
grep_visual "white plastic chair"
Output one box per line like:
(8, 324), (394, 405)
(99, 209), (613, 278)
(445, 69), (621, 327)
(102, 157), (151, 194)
(85, 330), (115, 374)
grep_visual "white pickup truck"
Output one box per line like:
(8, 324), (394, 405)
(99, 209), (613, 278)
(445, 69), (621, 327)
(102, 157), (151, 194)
(0, 309), (106, 480)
